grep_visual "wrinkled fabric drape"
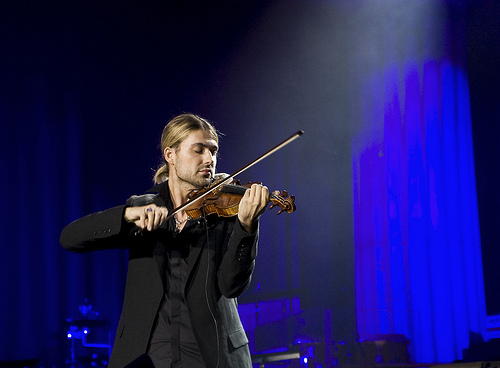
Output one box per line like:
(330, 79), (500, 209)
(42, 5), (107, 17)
(352, 42), (486, 365)
(350, 1), (487, 362)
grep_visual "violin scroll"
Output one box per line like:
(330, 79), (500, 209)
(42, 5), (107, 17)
(269, 189), (296, 215)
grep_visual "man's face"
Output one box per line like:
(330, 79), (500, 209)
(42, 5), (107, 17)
(166, 129), (218, 189)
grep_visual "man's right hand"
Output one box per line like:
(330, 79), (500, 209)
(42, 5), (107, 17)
(124, 204), (168, 231)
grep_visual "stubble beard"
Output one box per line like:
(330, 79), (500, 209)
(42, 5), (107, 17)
(174, 165), (213, 190)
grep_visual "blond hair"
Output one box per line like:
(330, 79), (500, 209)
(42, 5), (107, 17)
(153, 113), (219, 184)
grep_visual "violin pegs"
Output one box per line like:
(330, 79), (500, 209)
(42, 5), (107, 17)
(282, 190), (288, 198)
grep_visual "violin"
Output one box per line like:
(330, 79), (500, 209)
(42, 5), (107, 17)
(166, 130), (303, 222)
(183, 179), (296, 219)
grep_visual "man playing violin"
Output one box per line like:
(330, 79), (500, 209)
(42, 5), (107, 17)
(60, 113), (269, 368)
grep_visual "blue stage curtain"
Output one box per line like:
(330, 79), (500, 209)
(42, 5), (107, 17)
(352, 53), (487, 362)
(350, 1), (488, 362)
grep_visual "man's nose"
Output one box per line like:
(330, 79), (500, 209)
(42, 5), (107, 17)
(203, 150), (215, 165)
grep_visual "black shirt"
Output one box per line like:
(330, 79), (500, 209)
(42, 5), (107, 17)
(147, 218), (206, 368)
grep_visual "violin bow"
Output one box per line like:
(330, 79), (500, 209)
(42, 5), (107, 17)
(166, 130), (304, 220)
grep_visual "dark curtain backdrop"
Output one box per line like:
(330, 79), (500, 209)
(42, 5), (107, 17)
(1, 0), (498, 365)
(467, 0), (500, 319)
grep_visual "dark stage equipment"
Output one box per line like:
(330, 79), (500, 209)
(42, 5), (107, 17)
(64, 300), (111, 367)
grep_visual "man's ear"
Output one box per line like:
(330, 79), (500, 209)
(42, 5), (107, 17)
(164, 147), (174, 164)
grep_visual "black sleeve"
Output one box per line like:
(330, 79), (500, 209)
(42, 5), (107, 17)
(217, 220), (259, 298)
(60, 205), (137, 253)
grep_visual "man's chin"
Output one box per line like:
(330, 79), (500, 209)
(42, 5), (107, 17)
(194, 175), (212, 189)
(201, 177), (212, 187)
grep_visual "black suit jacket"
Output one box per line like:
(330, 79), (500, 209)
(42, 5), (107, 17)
(60, 181), (258, 367)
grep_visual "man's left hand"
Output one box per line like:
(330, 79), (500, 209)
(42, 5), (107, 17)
(237, 183), (269, 233)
